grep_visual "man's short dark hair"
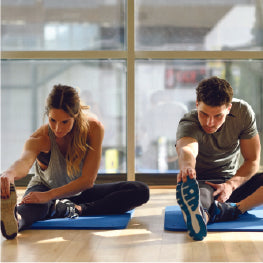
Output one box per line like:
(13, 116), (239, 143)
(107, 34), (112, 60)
(196, 76), (233, 106)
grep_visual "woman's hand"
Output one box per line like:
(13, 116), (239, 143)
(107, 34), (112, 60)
(205, 181), (233, 203)
(20, 191), (52, 204)
(1, 173), (15, 199)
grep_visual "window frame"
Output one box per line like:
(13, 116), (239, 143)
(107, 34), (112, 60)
(2, 0), (263, 181)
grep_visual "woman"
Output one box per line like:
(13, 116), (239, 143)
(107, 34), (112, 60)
(1, 84), (149, 239)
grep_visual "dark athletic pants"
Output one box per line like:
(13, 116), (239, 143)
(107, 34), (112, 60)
(17, 181), (149, 231)
(199, 173), (263, 213)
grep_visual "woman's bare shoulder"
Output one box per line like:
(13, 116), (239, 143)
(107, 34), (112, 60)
(25, 124), (50, 152)
(87, 116), (104, 131)
(87, 116), (104, 144)
(30, 124), (49, 137)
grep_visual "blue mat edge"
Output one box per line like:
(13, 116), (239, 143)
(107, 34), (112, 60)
(30, 210), (134, 230)
(164, 205), (263, 232)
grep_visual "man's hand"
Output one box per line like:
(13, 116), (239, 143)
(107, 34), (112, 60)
(205, 181), (233, 202)
(177, 168), (196, 183)
(20, 191), (51, 204)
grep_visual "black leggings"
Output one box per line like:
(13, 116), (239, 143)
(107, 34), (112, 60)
(17, 181), (149, 231)
(199, 173), (263, 211)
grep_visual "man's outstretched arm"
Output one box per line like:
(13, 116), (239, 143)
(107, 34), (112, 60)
(176, 137), (198, 183)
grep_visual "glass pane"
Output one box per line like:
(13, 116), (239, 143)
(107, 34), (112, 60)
(135, 0), (263, 51)
(1, 60), (127, 174)
(1, 0), (125, 51)
(135, 60), (263, 173)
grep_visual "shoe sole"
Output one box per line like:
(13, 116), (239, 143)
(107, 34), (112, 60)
(176, 178), (207, 241)
(1, 184), (18, 239)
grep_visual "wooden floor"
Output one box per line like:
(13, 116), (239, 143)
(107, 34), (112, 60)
(1, 187), (263, 262)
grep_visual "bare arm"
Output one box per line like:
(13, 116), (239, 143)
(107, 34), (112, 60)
(227, 134), (261, 190)
(1, 125), (49, 198)
(206, 134), (261, 202)
(176, 137), (198, 183)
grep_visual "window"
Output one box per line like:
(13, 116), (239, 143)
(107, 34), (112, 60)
(2, 0), (125, 51)
(135, 0), (262, 51)
(1, 0), (263, 183)
(2, 60), (126, 174)
(135, 59), (263, 175)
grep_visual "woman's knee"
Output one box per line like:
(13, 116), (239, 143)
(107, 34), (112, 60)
(136, 181), (150, 203)
(125, 181), (150, 204)
(251, 173), (263, 186)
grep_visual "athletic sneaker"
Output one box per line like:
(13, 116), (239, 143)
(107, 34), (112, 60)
(176, 177), (207, 241)
(209, 201), (242, 223)
(1, 183), (18, 240)
(50, 199), (79, 219)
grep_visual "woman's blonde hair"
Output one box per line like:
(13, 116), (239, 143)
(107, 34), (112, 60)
(46, 84), (90, 178)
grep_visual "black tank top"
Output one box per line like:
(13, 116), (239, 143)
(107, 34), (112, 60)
(37, 151), (51, 166)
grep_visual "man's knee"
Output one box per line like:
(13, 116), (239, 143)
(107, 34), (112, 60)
(198, 182), (215, 210)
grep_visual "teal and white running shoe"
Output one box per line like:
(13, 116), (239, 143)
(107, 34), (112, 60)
(176, 177), (207, 241)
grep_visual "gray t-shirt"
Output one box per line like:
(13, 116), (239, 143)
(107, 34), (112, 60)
(176, 99), (258, 182)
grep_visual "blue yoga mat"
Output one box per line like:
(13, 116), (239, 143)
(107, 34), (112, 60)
(30, 210), (134, 230)
(164, 205), (263, 232)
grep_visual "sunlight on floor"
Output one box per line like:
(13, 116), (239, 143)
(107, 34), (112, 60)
(36, 236), (68, 244)
(93, 228), (152, 237)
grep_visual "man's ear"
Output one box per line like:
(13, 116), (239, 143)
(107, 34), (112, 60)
(196, 101), (199, 108)
(227, 103), (232, 113)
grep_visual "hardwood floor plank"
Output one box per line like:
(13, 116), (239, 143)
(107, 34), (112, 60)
(1, 188), (262, 262)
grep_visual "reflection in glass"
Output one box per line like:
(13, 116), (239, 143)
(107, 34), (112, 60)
(135, 0), (262, 51)
(135, 60), (263, 173)
(1, 0), (125, 51)
(1, 60), (127, 173)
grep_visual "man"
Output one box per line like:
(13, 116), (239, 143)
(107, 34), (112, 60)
(175, 76), (262, 241)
